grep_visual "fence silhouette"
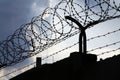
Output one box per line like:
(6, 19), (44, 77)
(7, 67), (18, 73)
(0, 0), (120, 79)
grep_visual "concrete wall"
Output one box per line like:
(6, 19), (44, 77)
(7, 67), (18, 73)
(10, 52), (120, 80)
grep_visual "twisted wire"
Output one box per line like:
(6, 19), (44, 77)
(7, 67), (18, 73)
(0, 26), (120, 78)
(1, 29), (120, 78)
(97, 47), (120, 56)
(0, 0), (120, 68)
(87, 27), (120, 41)
(88, 40), (120, 52)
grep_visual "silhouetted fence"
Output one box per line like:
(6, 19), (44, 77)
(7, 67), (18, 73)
(0, 0), (120, 79)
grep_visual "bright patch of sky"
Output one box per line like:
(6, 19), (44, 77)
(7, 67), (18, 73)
(0, 0), (120, 80)
(0, 0), (50, 79)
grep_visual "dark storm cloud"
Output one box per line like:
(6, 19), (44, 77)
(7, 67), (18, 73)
(0, 0), (50, 41)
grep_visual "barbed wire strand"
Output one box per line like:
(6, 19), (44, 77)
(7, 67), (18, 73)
(0, 0), (120, 68)
(0, 0), (120, 79)
(88, 40), (120, 52)
(1, 27), (120, 78)
(97, 47), (120, 56)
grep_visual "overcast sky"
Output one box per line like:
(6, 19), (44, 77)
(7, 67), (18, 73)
(0, 0), (51, 79)
(0, 0), (120, 80)
(0, 0), (50, 41)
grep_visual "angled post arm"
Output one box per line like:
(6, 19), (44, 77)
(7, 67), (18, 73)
(65, 16), (87, 54)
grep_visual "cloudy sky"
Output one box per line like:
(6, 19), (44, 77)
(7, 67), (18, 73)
(0, 0), (120, 80)
(0, 0), (51, 79)
(0, 0), (50, 41)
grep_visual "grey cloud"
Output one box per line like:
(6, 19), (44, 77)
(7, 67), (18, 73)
(0, 0), (50, 41)
(0, 0), (50, 77)
(35, 0), (50, 7)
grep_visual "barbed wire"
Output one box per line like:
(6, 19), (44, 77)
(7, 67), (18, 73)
(0, 62), (36, 79)
(88, 40), (120, 52)
(0, 0), (120, 69)
(0, 26), (120, 78)
(1, 29), (120, 79)
(43, 27), (120, 60)
(1, 46), (120, 79)
(42, 42), (79, 60)
(87, 28), (120, 41)
(97, 47), (120, 56)
(0, 0), (120, 79)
